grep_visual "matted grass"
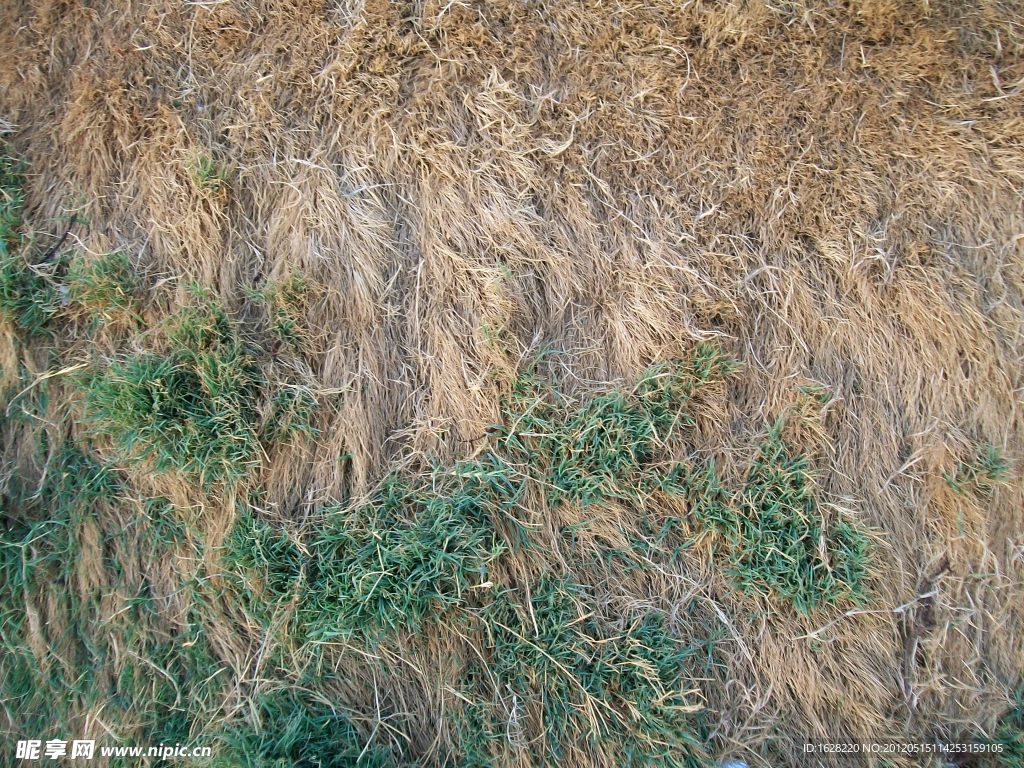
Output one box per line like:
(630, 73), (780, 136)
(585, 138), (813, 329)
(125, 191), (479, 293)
(220, 348), (865, 765)
(1, 1), (1022, 765)
(228, 347), (745, 644)
(0, 445), (226, 751)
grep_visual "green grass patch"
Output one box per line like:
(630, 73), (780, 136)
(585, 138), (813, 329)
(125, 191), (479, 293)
(302, 455), (521, 642)
(227, 346), (764, 647)
(0, 247), (62, 335)
(227, 347), (738, 644)
(730, 430), (869, 612)
(226, 437), (538, 643)
(66, 249), (139, 325)
(497, 344), (736, 507)
(945, 443), (1009, 496)
(250, 272), (313, 350)
(80, 290), (265, 487)
(261, 385), (321, 444)
(990, 685), (1024, 767)
(222, 505), (306, 626)
(674, 427), (870, 614)
(0, 149), (24, 249)
(193, 154), (228, 191)
(458, 577), (710, 767)
(213, 688), (397, 767)
(0, 148), (63, 334)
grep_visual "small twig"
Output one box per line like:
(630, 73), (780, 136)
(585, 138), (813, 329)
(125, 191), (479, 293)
(36, 213), (78, 265)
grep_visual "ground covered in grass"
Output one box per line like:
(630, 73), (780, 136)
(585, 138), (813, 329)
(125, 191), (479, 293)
(1, 1), (1023, 766)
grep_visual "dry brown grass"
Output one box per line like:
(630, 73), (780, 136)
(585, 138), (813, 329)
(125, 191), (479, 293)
(1, 0), (1023, 765)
